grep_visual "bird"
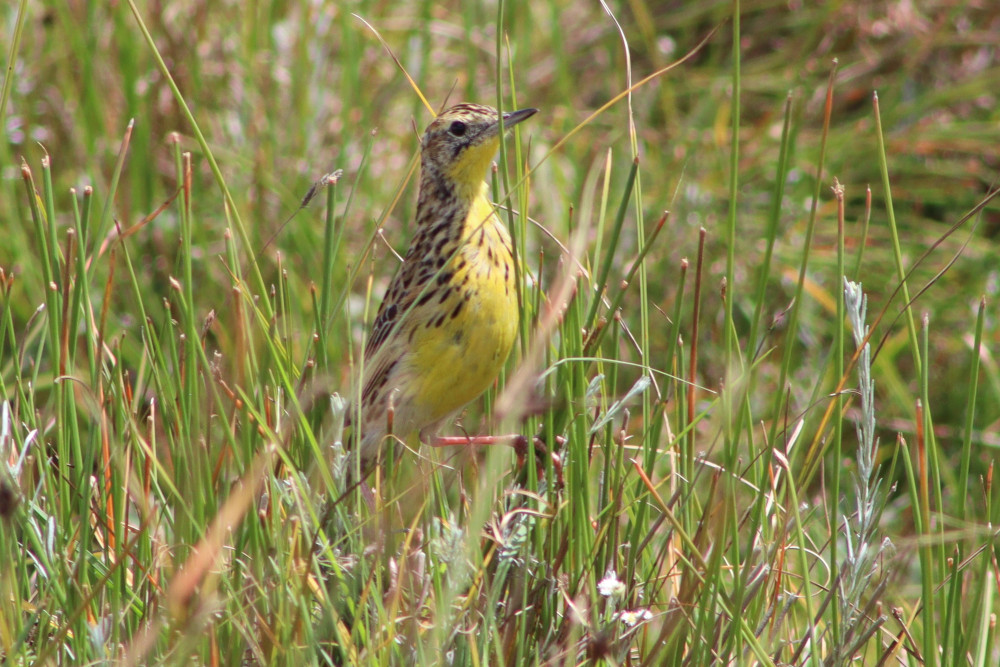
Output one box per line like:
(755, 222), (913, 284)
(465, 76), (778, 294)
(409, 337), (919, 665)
(348, 102), (537, 478)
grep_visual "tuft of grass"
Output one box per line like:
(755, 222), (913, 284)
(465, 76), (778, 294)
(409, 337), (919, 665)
(2, 0), (1000, 665)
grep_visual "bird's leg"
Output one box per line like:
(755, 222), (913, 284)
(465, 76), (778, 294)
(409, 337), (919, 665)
(425, 434), (521, 447)
(423, 432), (565, 487)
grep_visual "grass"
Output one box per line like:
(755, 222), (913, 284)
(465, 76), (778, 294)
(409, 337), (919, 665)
(2, 0), (1000, 664)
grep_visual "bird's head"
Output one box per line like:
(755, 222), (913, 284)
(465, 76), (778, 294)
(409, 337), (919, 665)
(420, 103), (536, 192)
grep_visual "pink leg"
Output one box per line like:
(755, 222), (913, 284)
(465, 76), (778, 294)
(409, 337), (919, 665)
(423, 433), (565, 487)
(424, 434), (523, 447)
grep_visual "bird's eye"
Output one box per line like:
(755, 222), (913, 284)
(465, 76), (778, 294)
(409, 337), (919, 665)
(448, 121), (467, 137)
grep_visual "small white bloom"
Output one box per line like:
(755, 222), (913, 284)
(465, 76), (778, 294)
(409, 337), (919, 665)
(598, 571), (626, 598)
(618, 608), (653, 626)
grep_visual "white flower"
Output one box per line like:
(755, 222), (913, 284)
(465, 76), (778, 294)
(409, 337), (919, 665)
(598, 571), (626, 598)
(618, 608), (653, 626)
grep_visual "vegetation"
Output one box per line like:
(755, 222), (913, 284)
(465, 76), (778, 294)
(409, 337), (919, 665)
(2, 0), (999, 664)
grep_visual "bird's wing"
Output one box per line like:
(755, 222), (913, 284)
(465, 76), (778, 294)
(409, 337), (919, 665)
(364, 244), (440, 361)
(357, 255), (432, 417)
(366, 267), (412, 361)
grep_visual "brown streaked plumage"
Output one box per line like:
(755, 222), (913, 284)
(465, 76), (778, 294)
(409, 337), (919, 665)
(349, 103), (537, 476)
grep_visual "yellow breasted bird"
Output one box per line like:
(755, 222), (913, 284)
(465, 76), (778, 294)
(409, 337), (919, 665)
(350, 103), (536, 476)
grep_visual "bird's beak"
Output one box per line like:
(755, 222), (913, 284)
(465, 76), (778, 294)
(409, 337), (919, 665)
(501, 107), (538, 130)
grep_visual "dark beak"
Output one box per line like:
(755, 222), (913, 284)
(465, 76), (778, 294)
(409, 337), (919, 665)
(501, 107), (538, 129)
